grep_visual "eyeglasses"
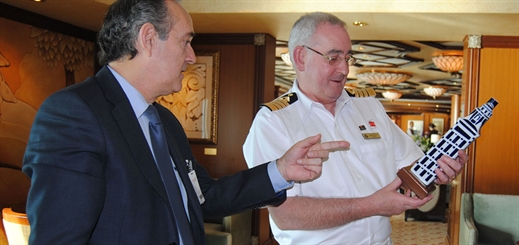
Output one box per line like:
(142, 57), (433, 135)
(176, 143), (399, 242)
(303, 45), (356, 66)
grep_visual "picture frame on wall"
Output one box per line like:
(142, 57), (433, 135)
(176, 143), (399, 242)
(409, 120), (424, 136)
(156, 51), (220, 145)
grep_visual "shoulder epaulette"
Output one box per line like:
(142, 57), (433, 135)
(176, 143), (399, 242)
(345, 87), (376, 98)
(261, 92), (298, 111)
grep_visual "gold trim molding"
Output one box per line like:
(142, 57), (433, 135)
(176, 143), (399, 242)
(254, 34), (265, 46)
(467, 35), (482, 49)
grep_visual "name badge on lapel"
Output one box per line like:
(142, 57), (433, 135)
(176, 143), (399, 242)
(186, 159), (205, 204)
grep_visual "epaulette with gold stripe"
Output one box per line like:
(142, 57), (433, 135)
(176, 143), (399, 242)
(345, 87), (376, 98)
(261, 92), (298, 111)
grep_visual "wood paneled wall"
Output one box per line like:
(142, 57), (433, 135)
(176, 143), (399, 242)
(448, 35), (519, 245)
(190, 34), (276, 178)
(462, 36), (519, 195)
(191, 34), (276, 245)
(472, 47), (519, 194)
(1, 5), (278, 181)
(4, 4), (275, 245)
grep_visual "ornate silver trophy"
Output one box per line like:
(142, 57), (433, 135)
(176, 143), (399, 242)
(397, 98), (498, 199)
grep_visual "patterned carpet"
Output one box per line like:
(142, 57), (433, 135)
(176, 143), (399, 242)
(390, 213), (448, 245)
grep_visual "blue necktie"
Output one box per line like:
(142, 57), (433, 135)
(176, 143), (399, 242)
(144, 105), (194, 244)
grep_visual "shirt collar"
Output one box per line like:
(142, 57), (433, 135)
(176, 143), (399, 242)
(107, 65), (150, 119)
(290, 79), (351, 117)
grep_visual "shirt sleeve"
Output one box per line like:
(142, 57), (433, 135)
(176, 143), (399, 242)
(243, 107), (294, 168)
(244, 107), (296, 193)
(267, 160), (294, 192)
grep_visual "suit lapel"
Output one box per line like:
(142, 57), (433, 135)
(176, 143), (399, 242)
(95, 67), (172, 211)
(95, 67), (202, 241)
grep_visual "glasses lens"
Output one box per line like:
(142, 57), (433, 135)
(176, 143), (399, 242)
(328, 57), (339, 66)
(328, 56), (355, 66)
(348, 57), (356, 66)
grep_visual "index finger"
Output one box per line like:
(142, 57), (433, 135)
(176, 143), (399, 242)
(312, 140), (350, 152)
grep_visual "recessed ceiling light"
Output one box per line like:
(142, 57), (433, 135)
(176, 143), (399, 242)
(32, 0), (44, 2)
(353, 21), (368, 27)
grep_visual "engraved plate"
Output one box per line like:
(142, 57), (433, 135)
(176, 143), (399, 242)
(362, 132), (381, 139)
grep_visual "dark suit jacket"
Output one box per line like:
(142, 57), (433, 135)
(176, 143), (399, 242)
(22, 66), (285, 245)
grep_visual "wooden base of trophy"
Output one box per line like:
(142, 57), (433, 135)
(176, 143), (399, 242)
(397, 166), (436, 199)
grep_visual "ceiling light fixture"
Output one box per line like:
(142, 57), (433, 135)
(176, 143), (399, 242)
(431, 50), (463, 74)
(382, 90), (402, 101)
(424, 86), (446, 99)
(356, 70), (412, 86)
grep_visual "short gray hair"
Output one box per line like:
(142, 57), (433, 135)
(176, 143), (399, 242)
(287, 12), (346, 64)
(97, 0), (175, 65)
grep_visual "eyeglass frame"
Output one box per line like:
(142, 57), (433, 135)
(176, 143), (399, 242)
(303, 45), (356, 66)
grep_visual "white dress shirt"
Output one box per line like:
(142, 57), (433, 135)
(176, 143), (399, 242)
(243, 80), (424, 245)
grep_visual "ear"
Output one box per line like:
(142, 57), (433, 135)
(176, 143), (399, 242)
(292, 46), (306, 72)
(136, 23), (157, 57)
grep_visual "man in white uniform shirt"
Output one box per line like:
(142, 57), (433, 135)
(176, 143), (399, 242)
(243, 12), (468, 244)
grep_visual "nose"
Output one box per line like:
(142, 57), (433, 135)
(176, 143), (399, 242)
(337, 59), (350, 76)
(186, 45), (196, 65)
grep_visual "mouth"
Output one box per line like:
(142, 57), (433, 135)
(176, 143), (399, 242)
(330, 77), (346, 84)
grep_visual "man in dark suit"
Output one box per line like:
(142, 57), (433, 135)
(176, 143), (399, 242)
(21, 0), (350, 244)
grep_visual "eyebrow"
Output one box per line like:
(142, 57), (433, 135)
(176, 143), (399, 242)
(182, 31), (195, 40)
(327, 49), (353, 56)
